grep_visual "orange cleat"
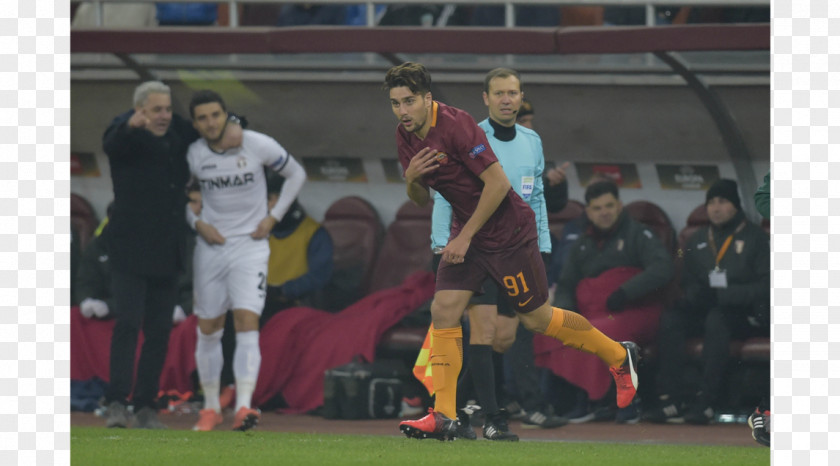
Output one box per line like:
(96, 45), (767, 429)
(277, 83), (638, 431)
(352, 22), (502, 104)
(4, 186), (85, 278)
(232, 407), (260, 431)
(399, 408), (458, 441)
(193, 409), (223, 431)
(610, 341), (640, 409)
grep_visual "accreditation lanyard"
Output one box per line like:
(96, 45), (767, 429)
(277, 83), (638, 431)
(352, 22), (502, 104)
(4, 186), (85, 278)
(707, 221), (746, 271)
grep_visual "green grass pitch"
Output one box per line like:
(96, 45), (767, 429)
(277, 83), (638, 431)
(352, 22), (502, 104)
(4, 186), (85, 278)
(72, 427), (770, 465)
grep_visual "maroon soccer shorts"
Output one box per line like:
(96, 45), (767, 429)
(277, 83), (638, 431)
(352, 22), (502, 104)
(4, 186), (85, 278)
(435, 237), (548, 314)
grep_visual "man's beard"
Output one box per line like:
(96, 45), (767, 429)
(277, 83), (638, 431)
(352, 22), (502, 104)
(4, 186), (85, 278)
(209, 120), (229, 145)
(408, 117), (426, 133)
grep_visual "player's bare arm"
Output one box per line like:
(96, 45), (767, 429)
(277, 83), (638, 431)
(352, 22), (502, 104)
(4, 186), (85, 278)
(546, 161), (570, 186)
(217, 119), (243, 150)
(253, 156), (306, 239)
(195, 220), (226, 245)
(442, 162), (510, 264)
(404, 147), (439, 206)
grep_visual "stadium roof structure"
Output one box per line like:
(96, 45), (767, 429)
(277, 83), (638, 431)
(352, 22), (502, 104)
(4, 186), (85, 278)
(71, 23), (769, 216)
(72, 24), (768, 55)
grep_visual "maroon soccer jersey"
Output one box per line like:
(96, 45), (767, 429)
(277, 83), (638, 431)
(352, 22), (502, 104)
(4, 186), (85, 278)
(396, 101), (536, 251)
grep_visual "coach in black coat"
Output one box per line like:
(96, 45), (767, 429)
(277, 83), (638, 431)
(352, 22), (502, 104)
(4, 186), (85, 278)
(104, 112), (194, 278)
(100, 81), (200, 429)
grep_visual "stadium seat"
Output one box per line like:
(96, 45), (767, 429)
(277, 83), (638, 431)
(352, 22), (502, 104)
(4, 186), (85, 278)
(623, 199), (682, 307)
(71, 193), (99, 252)
(678, 203), (709, 251)
(685, 337), (744, 360)
(739, 337), (771, 362)
(547, 199), (585, 240)
(641, 337), (744, 362)
(315, 196), (385, 311)
(624, 200), (677, 257)
(367, 200), (434, 293)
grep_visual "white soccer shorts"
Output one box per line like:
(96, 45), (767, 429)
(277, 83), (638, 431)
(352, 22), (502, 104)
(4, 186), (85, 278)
(193, 234), (269, 319)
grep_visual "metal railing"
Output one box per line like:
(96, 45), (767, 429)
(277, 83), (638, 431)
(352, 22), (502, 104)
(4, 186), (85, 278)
(76, 0), (770, 28)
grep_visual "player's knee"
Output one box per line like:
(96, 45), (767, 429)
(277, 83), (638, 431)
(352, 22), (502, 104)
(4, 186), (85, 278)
(468, 311), (497, 345)
(196, 326), (224, 344)
(492, 335), (514, 353)
(470, 326), (496, 345)
(232, 308), (260, 332)
(518, 312), (546, 334)
(494, 315), (518, 348)
(197, 314), (226, 335)
(494, 328), (517, 352)
(430, 297), (466, 327)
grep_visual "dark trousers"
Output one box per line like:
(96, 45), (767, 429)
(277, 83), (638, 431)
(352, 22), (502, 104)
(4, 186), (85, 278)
(656, 304), (768, 405)
(105, 269), (176, 409)
(503, 323), (547, 412)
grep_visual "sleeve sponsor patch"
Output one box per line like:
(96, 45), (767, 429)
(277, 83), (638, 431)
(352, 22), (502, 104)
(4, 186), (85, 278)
(468, 144), (487, 159)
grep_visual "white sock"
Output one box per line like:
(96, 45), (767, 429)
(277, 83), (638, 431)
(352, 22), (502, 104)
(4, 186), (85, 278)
(233, 331), (261, 410)
(195, 327), (225, 413)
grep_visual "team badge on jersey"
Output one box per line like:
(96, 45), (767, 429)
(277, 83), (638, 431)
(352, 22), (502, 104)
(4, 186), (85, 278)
(435, 151), (449, 165)
(236, 156), (247, 168)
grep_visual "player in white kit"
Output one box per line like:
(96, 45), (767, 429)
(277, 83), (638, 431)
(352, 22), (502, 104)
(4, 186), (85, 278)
(185, 90), (306, 431)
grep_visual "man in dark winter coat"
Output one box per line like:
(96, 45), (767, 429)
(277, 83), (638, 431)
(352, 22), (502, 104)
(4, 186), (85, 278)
(542, 180), (673, 423)
(644, 178), (770, 425)
(555, 181), (673, 313)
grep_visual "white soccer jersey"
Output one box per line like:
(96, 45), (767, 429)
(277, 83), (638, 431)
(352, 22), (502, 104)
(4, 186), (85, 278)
(187, 129), (292, 238)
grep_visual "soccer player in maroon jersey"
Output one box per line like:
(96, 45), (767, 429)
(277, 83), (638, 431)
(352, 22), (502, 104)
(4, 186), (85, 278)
(385, 62), (641, 441)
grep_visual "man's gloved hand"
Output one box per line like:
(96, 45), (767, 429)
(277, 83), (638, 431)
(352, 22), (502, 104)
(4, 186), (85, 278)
(80, 298), (109, 318)
(747, 302), (770, 328)
(606, 288), (628, 312)
(172, 305), (187, 324)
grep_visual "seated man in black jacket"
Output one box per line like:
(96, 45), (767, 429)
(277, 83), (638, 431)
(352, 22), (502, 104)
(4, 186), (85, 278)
(75, 200), (196, 323)
(644, 179), (770, 424)
(548, 180), (673, 423)
(76, 203), (116, 320)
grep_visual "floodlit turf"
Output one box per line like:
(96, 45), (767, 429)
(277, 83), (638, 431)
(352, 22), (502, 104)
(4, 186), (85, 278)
(72, 427), (769, 466)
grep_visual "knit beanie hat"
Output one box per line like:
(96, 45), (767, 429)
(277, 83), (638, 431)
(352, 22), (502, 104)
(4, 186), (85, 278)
(706, 178), (741, 210)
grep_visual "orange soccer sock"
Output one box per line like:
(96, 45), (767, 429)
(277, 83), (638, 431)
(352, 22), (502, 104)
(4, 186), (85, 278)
(430, 326), (463, 420)
(543, 307), (626, 368)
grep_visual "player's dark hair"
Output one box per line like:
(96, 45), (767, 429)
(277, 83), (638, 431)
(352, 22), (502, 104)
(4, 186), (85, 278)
(518, 99), (534, 118)
(483, 67), (522, 94)
(585, 180), (620, 204)
(189, 90), (227, 119)
(383, 62), (432, 95)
